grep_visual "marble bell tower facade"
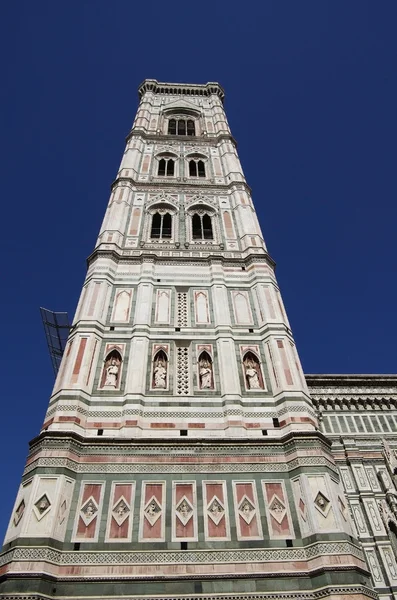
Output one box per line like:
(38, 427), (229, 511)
(0, 81), (376, 600)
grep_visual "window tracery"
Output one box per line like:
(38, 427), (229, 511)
(150, 212), (172, 239)
(168, 118), (196, 136)
(189, 159), (206, 177)
(158, 158), (174, 177)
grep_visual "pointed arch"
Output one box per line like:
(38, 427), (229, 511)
(101, 349), (122, 389)
(152, 349), (168, 390)
(198, 350), (213, 390)
(242, 351), (264, 390)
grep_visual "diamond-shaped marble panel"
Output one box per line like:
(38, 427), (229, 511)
(33, 494), (51, 520)
(207, 496), (225, 525)
(112, 497), (130, 526)
(175, 496), (193, 526)
(238, 495), (256, 525)
(268, 495), (287, 524)
(144, 496), (162, 526)
(80, 497), (98, 526)
(314, 491), (331, 517)
(13, 500), (25, 526)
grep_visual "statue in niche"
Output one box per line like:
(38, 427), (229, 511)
(102, 350), (121, 388)
(243, 353), (262, 389)
(199, 353), (213, 389)
(153, 352), (167, 388)
(105, 359), (119, 387)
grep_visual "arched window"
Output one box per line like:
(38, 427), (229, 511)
(158, 158), (174, 176)
(192, 213), (213, 240)
(168, 119), (176, 135)
(187, 120), (195, 135)
(168, 118), (196, 136)
(189, 159), (206, 178)
(150, 212), (172, 239)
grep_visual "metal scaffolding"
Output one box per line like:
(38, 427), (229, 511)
(40, 308), (71, 376)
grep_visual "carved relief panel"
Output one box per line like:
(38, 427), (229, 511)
(232, 481), (263, 540)
(262, 481), (295, 539)
(72, 481), (105, 542)
(172, 481), (198, 542)
(306, 475), (337, 532)
(203, 481), (230, 541)
(105, 482), (135, 542)
(139, 481), (166, 542)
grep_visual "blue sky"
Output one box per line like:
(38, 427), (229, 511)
(0, 1), (396, 539)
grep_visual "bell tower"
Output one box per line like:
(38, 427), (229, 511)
(0, 80), (375, 600)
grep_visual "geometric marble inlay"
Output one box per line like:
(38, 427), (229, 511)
(268, 495), (286, 524)
(58, 499), (67, 525)
(144, 496), (162, 526)
(314, 491), (331, 517)
(298, 497), (307, 521)
(207, 496), (225, 525)
(175, 496), (193, 526)
(80, 497), (98, 526)
(13, 499), (25, 526)
(238, 495), (256, 524)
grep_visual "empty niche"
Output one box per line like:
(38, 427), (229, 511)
(155, 290), (171, 324)
(232, 291), (252, 325)
(152, 349), (168, 390)
(112, 290), (132, 322)
(242, 351), (265, 390)
(198, 351), (214, 390)
(194, 291), (210, 324)
(101, 349), (122, 389)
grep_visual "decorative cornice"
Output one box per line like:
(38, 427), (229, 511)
(138, 79), (225, 103)
(86, 248), (276, 270)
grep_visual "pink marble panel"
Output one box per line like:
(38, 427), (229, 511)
(109, 483), (134, 540)
(235, 482), (260, 538)
(174, 483), (194, 539)
(76, 483), (102, 539)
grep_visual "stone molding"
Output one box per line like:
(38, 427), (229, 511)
(0, 540), (364, 568)
(0, 588), (378, 600)
(23, 455), (337, 476)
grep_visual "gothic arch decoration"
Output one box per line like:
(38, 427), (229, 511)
(186, 202), (219, 245)
(198, 350), (214, 390)
(186, 152), (208, 178)
(242, 350), (265, 391)
(154, 151), (179, 178)
(100, 347), (123, 389)
(151, 347), (168, 391)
